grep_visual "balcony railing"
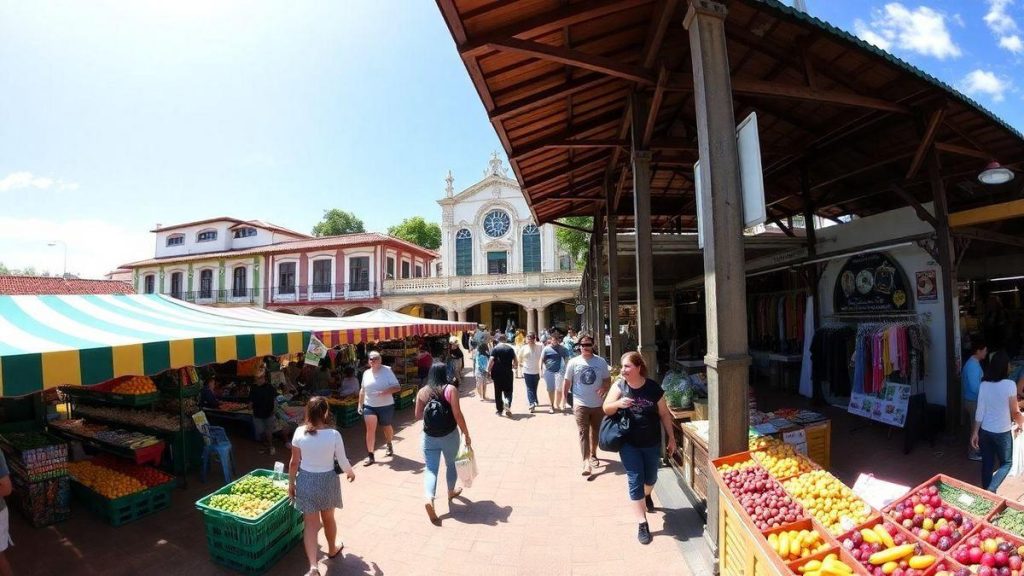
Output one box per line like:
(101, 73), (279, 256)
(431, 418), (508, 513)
(167, 283), (382, 304)
(382, 271), (582, 295)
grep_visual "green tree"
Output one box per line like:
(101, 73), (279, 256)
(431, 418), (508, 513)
(554, 216), (593, 270)
(0, 262), (8, 275)
(387, 216), (442, 250)
(311, 209), (366, 236)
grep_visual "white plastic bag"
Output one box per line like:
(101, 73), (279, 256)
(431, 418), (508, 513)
(455, 444), (478, 488)
(1009, 432), (1024, 478)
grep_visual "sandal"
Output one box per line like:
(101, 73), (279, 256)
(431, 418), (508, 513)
(425, 501), (440, 525)
(448, 487), (463, 501)
(306, 568), (321, 576)
(327, 542), (344, 559)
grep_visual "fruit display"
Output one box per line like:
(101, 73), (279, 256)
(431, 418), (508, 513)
(767, 527), (830, 561)
(783, 471), (872, 535)
(795, 553), (858, 575)
(92, 456), (173, 488)
(752, 443), (815, 479)
(994, 507), (1024, 538)
(75, 405), (189, 432)
(887, 484), (976, 551)
(718, 459), (758, 473)
(206, 475), (287, 520)
(750, 436), (783, 451)
(327, 397), (358, 407)
(111, 376), (157, 395)
(214, 401), (249, 412)
(68, 460), (147, 499)
(950, 527), (1024, 575)
(50, 419), (162, 449)
(721, 466), (805, 530)
(937, 481), (998, 518)
(840, 520), (936, 576)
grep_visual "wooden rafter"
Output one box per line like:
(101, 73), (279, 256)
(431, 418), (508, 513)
(905, 108), (946, 180)
(810, 152), (914, 192)
(954, 227), (1024, 250)
(730, 78), (911, 114)
(523, 156), (608, 192)
(642, 66), (668, 147)
(889, 185), (938, 229)
(510, 112), (624, 160)
(484, 38), (655, 85)
(934, 141), (990, 161)
(490, 75), (617, 121)
(949, 198), (1024, 228)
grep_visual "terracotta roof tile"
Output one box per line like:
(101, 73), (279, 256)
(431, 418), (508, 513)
(0, 276), (136, 295)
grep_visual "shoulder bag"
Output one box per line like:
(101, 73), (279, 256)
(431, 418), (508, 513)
(598, 381), (631, 453)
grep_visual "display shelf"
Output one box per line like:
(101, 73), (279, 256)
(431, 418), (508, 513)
(48, 425), (164, 466)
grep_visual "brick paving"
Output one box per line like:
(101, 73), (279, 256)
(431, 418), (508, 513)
(12, 371), (697, 576)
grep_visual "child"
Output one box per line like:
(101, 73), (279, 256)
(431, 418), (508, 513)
(475, 342), (491, 401)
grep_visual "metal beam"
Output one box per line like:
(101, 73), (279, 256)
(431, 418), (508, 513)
(484, 38), (655, 85)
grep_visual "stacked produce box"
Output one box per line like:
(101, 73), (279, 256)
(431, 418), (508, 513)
(394, 385), (416, 410)
(0, 432), (71, 527)
(196, 470), (302, 575)
(67, 456), (175, 526)
(327, 397), (360, 428)
(711, 440), (1024, 576)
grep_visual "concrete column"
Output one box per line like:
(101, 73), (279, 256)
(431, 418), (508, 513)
(606, 185), (621, 364)
(526, 307), (537, 335)
(685, 0), (752, 552)
(458, 308), (468, 322)
(630, 93), (658, 375)
(538, 306), (548, 336)
(593, 222), (606, 359)
(447, 308), (456, 321)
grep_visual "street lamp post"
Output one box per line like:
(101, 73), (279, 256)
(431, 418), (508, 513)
(47, 241), (67, 278)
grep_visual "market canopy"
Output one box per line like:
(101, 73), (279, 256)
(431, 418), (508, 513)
(0, 294), (473, 396)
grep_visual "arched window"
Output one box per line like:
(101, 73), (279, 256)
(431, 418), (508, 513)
(232, 267), (247, 297)
(522, 224), (541, 273)
(455, 228), (472, 276)
(196, 229), (217, 242)
(166, 234), (184, 247)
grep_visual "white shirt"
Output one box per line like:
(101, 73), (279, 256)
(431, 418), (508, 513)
(519, 342), (544, 375)
(292, 426), (352, 474)
(362, 365), (399, 407)
(976, 378), (1017, 433)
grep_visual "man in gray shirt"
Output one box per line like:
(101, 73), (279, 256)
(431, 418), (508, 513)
(562, 334), (611, 476)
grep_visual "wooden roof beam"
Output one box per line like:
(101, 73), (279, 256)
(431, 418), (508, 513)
(642, 66), (669, 148)
(954, 226), (1024, 250)
(490, 75), (618, 122)
(935, 141), (991, 161)
(730, 78), (911, 114)
(906, 108), (946, 180)
(523, 157), (609, 191)
(889, 185), (938, 229)
(460, 0), (655, 57)
(949, 199), (1024, 228)
(510, 111), (627, 160)
(483, 38), (655, 85)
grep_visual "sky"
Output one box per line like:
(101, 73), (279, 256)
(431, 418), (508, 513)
(1, 0), (1022, 278)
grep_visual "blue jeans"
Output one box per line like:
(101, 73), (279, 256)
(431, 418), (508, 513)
(422, 429), (460, 499)
(524, 373), (540, 405)
(620, 443), (661, 501)
(980, 429), (1013, 492)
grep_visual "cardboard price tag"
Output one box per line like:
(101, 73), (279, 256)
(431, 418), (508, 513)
(782, 429), (807, 455)
(957, 493), (976, 506)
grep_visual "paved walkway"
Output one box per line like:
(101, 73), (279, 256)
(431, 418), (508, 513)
(13, 372), (698, 576)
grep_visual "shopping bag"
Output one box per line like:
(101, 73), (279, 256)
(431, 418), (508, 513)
(455, 444), (478, 488)
(1010, 433), (1024, 478)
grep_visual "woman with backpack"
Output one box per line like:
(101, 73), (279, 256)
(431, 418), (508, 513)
(415, 363), (471, 525)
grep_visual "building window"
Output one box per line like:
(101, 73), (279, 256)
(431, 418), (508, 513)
(522, 224), (541, 273)
(144, 274), (155, 294)
(197, 229), (217, 242)
(483, 209), (511, 238)
(401, 261), (410, 279)
(170, 272), (183, 299)
(232, 267), (247, 297)
(199, 269), (213, 299)
(166, 235), (184, 247)
(312, 260), (332, 293)
(414, 265), (423, 278)
(279, 262), (296, 293)
(559, 254), (573, 271)
(487, 251), (507, 275)
(455, 228), (472, 276)
(349, 256), (369, 292)
(233, 227), (257, 239)
(386, 257), (396, 280)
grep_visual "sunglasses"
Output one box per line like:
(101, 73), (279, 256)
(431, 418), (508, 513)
(580, 342), (594, 348)
(369, 357), (381, 362)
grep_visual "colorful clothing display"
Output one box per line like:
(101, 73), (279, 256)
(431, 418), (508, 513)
(810, 320), (928, 398)
(749, 292), (806, 354)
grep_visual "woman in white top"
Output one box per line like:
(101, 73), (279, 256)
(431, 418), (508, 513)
(358, 351), (401, 466)
(970, 352), (1024, 492)
(289, 397), (355, 576)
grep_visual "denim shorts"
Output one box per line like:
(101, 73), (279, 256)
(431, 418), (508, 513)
(363, 404), (395, 426)
(253, 416), (276, 437)
(619, 443), (661, 501)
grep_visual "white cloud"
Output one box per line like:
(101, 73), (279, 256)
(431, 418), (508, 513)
(0, 171), (79, 193)
(961, 69), (1011, 102)
(853, 3), (962, 59)
(986, 0), (1018, 35)
(1001, 34), (1024, 52)
(0, 217), (152, 278)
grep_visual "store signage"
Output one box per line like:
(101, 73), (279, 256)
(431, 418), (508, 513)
(916, 270), (938, 302)
(833, 252), (911, 314)
(306, 334), (328, 366)
(848, 382), (912, 428)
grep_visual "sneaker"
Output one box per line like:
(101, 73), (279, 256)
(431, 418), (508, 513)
(363, 453), (375, 466)
(645, 494), (655, 513)
(496, 411), (503, 417)
(505, 408), (512, 417)
(582, 462), (591, 476)
(529, 404), (536, 413)
(385, 442), (394, 457)
(549, 406), (555, 414)
(638, 522), (652, 545)
(968, 452), (982, 461)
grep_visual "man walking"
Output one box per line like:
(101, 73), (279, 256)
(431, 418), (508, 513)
(520, 332), (544, 412)
(488, 333), (518, 417)
(250, 368), (278, 455)
(562, 334), (611, 476)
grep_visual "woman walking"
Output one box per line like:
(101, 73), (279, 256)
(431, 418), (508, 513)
(970, 351), (1024, 492)
(475, 342), (491, 401)
(288, 397), (355, 576)
(358, 351), (401, 465)
(603, 352), (676, 545)
(415, 363), (472, 524)
(543, 335), (570, 413)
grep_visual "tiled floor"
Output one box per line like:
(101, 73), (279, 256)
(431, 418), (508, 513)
(11, 372), (696, 575)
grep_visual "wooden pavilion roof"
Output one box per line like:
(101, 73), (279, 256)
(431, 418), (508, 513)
(436, 0), (1024, 233)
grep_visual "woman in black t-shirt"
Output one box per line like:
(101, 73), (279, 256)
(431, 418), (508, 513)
(603, 351), (676, 545)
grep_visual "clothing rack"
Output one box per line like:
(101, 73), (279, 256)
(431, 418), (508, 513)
(824, 311), (922, 322)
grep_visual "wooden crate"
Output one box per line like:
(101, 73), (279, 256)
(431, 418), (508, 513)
(804, 421), (831, 469)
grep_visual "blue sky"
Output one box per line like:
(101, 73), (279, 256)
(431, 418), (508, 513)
(1, 0), (1022, 278)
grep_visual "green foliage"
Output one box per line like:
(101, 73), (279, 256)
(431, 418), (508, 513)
(554, 216), (592, 270)
(311, 209), (365, 237)
(387, 216), (442, 250)
(0, 263), (43, 276)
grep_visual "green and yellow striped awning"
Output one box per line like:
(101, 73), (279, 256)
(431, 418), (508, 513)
(0, 294), (473, 396)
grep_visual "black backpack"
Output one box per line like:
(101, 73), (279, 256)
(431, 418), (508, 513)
(423, 385), (457, 437)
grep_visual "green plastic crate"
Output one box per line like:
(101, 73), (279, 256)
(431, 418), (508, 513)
(71, 480), (174, 526)
(394, 395), (414, 410)
(207, 517), (302, 575)
(195, 469), (289, 523)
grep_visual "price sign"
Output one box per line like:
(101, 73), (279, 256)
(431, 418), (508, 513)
(782, 429), (807, 455)
(957, 493), (976, 506)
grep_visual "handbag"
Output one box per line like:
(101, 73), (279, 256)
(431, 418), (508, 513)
(599, 411), (631, 452)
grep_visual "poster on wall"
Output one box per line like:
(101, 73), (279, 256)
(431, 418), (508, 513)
(848, 382), (911, 427)
(916, 270), (938, 302)
(834, 252), (911, 314)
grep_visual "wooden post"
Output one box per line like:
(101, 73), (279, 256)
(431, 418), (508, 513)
(630, 93), (659, 374)
(685, 0), (752, 553)
(593, 206), (606, 355)
(801, 164), (823, 403)
(606, 184), (622, 363)
(928, 147), (960, 431)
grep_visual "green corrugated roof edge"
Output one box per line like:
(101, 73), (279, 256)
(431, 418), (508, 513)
(748, 0), (1024, 143)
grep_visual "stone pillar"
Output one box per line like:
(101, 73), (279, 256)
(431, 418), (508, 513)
(685, 0), (752, 552)
(526, 307), (537, 335)
(538, 306), (548, 337)
(447, 308), (456, 321)
(606, 184), (621, 364)
(630, 93), (658, 375)
(458, 308), (468, 323)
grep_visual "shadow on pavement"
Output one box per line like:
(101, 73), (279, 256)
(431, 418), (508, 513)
(653, 500), (702, 543)
(331, 552), (384, 575)
(383, 454), (424, 474)
(442, 499), (513, 526)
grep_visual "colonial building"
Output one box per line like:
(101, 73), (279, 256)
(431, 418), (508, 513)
(382, 154), (582, 333)
(125, 218), (437, 317)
